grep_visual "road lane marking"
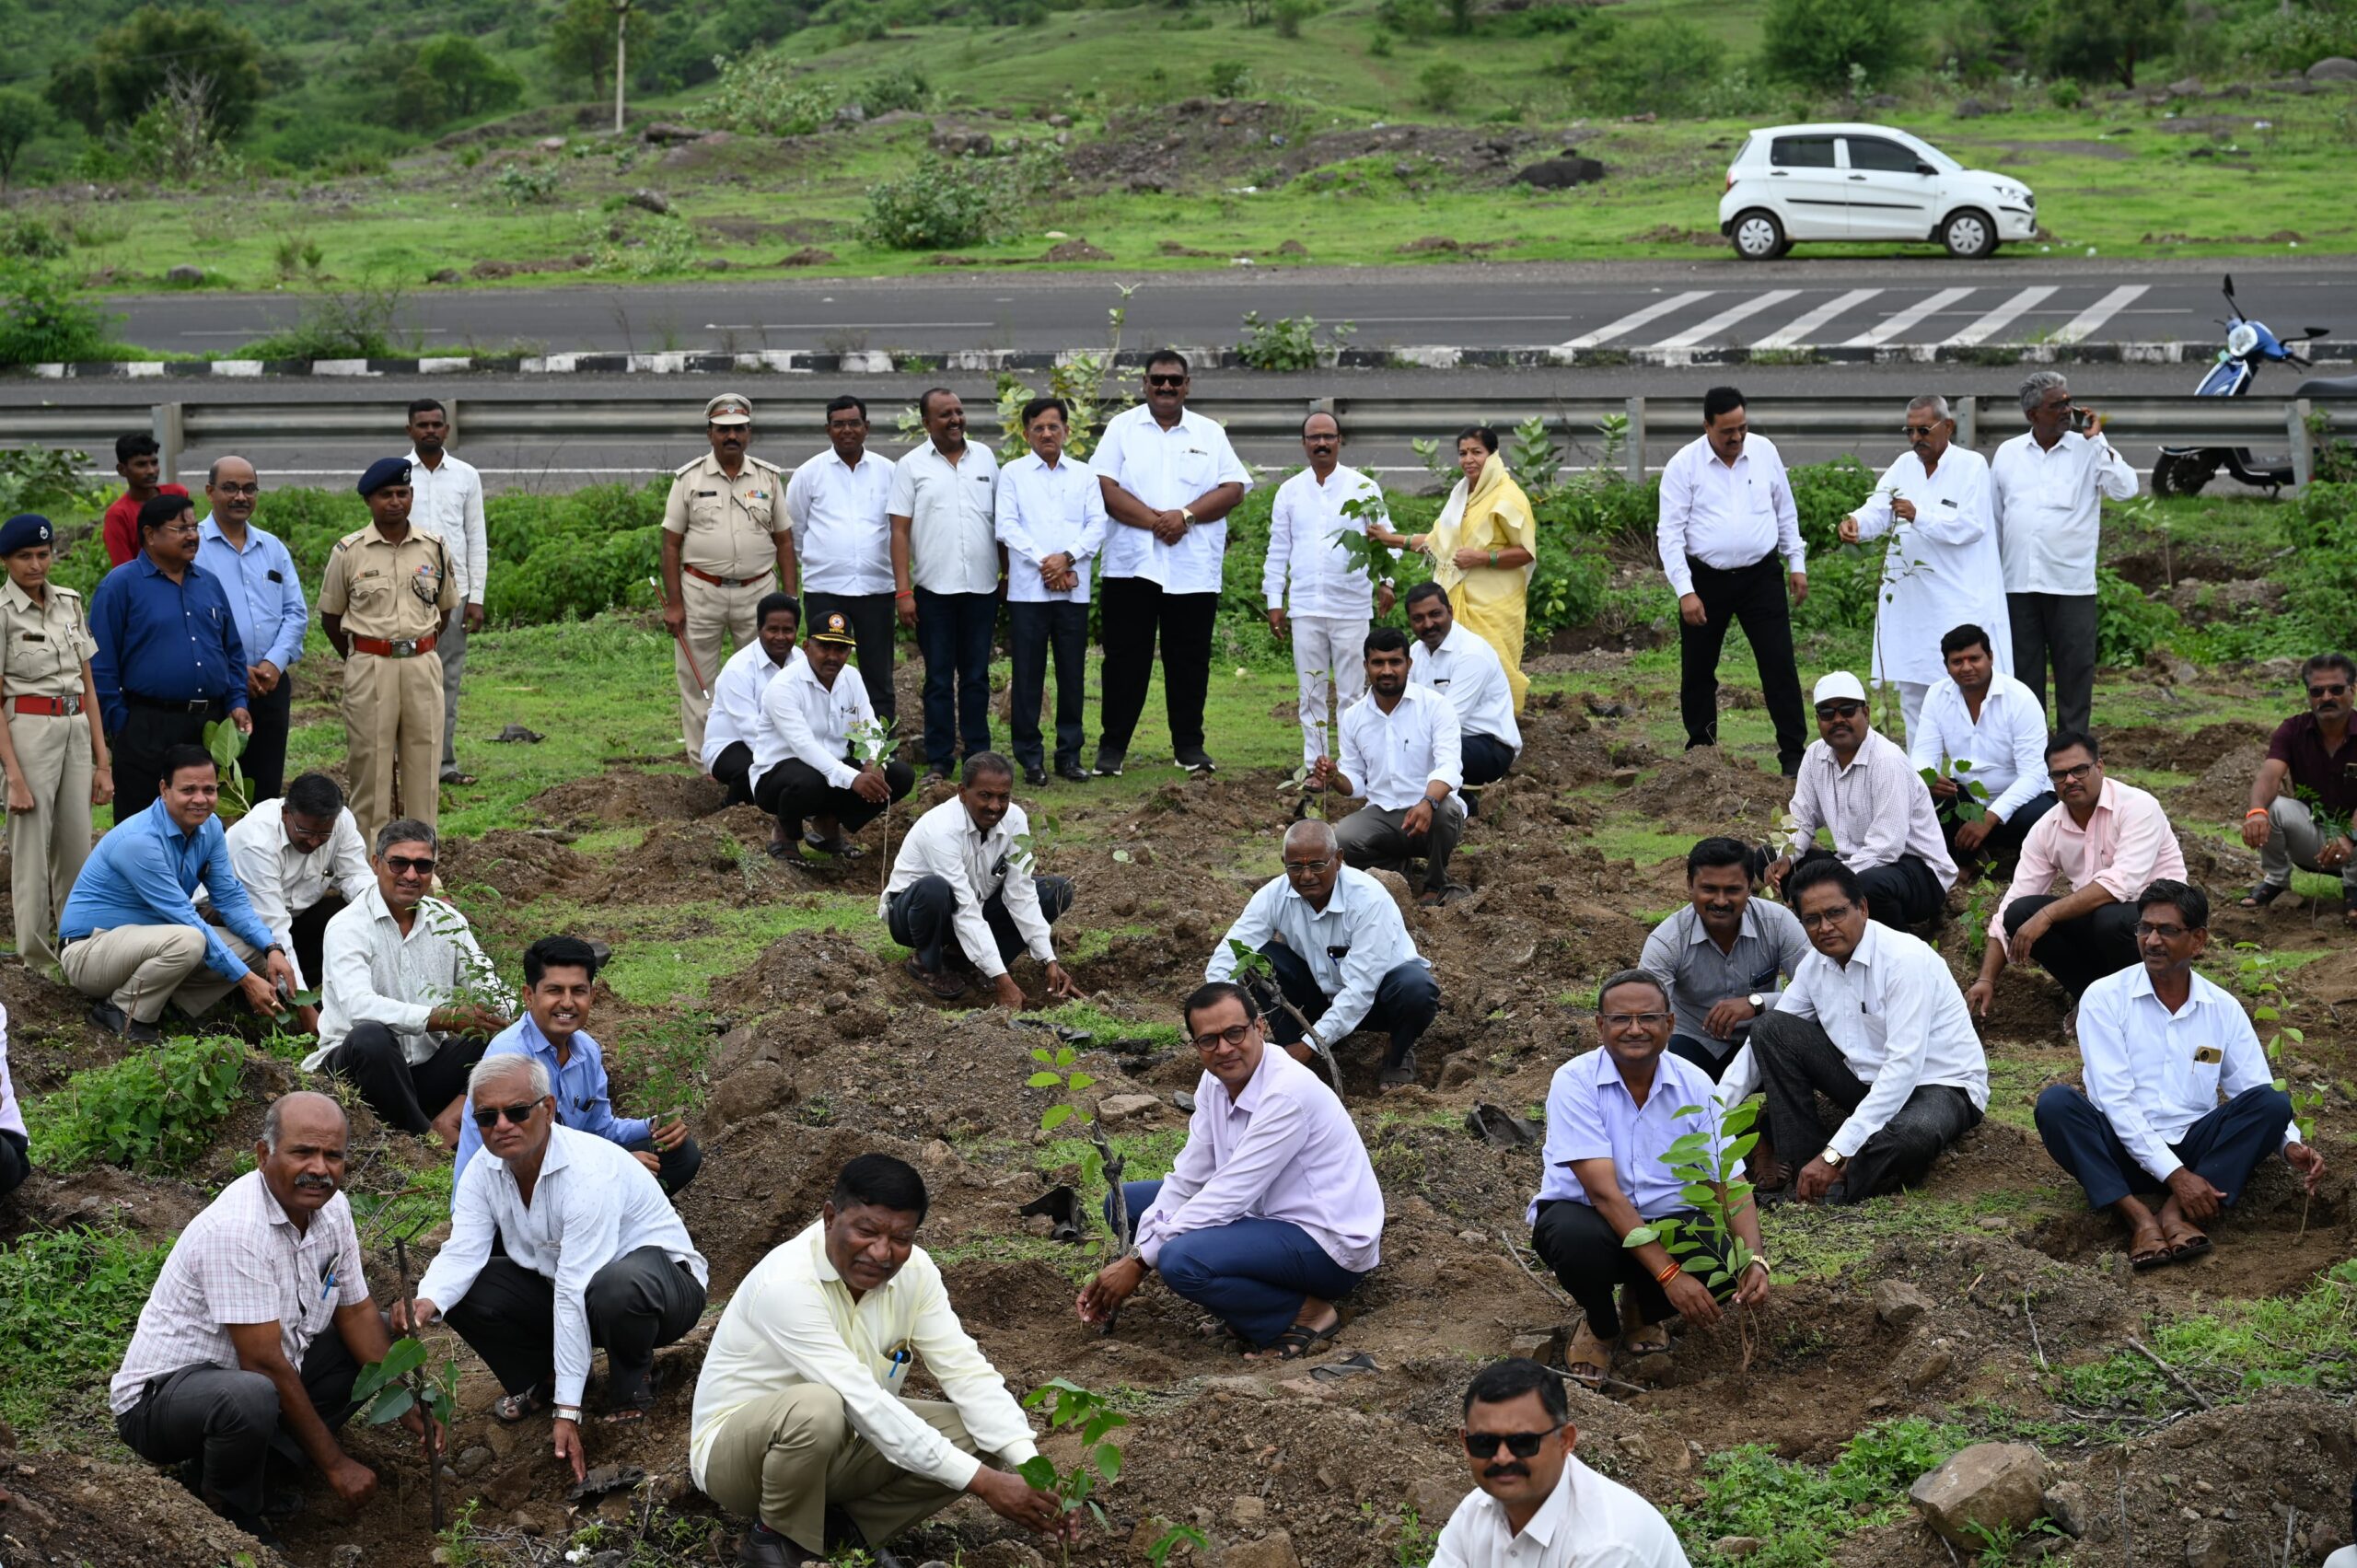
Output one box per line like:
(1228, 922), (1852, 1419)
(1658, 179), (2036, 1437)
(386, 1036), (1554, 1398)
(1650, 290), (1801, 350)
(1941, 286), (2059, 347)
(1752, 289), (1884, 350)
(1560, 291), (1714, 349)
(1842, 287), (1977, 346)
(2051, 285), (2150, 343)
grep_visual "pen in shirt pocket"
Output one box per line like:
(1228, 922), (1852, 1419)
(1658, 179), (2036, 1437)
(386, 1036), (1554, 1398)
(886, 1343), (912, 1381)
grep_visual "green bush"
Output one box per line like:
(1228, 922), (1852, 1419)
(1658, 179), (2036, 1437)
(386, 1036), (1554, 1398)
(0, 262), (115, 365)
(2280, 481), (2357, 652)
(1759, 0), (1914, 90)
(1566, 17), (1722, 113)
(1274, 0), (1314, 38)
(859, 68), (931, 114)
(1376, 0), (1436, 37)
(0, 1226), (168, 1438)
(1208, 61), (1251, 96)
(31, 1036), (247, 1173)
(703, 51), (840, 135)
(2035, 0), (2180, 86)
(861, 157), (1017, 250)
(1418, 57), (1470, 109)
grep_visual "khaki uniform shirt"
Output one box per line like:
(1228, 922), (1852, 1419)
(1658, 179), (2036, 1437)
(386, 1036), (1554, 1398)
(0, 578), (94, 699)
(663, 452), (788, 581)
(317, 526), (458, 642)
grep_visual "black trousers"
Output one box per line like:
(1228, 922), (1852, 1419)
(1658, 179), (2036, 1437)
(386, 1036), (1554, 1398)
(1940, 789), (2056, 870)
(1679, 554), (1807, 774)
(439, 1249), (704, 1406)
(115, 1318), (367, 1522)
(2007, 591), (2098, 736)
(1668, 1034), (1733, 1081)
(1532, 1199), (1736, 1339)
(753, 757), (916, 839)
(110, 694), (228, 819)
(1856, 854), (1946, 931)
(319, 1026), (487, 1136)
(0, 1127), (28, 1198)
(711, 739), (756, 807)
(288, 894), (343, 994)
(804, 592), (898, 723)
(913, 587), (997, 771)
(1007, 599), (1089, 770)
(1461, 732), (1515, 789)
(2002, 895), (2141, 1004)
(1097, 576), (1218, 757)
(888, 873), (1074, 974)
(1747, 1008), (1982, 1200)
(2036, 1083), (2295, 1212)
(243, 675), (293, 803)
(1255, 938), (1440, 1067)
(621, 1132), (705, 1197)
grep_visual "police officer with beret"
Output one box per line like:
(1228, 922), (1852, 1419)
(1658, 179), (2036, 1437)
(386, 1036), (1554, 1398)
(318, 459), (459, 845)
(662, 393), (797, 765)
(0, 513), (110, 970)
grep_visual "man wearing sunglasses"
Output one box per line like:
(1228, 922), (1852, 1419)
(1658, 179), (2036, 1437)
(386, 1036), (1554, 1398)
(1763, 671), (1956, 932)
(305, 819), (515, 1149)
(1426, 1357), (1691, 1567)
(2240, 652), (2357, 926)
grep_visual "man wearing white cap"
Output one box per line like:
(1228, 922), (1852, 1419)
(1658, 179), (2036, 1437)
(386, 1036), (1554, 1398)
(1764, 672), (1956, 931)
(661, 394), (797, 765)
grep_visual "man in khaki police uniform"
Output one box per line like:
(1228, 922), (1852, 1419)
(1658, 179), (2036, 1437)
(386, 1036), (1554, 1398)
(0, 513), (110, 970)
(662, 393), (798, 764)
(318, 459), (458, 845)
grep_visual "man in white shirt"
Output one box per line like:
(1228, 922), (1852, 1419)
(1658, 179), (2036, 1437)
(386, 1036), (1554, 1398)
(691, 1154), (1067, 1568)
(786, 395), (898, 723)
(703, 594), (803, 830)
(1992, 371), (2138, 735)
(1077, 980), (1383, 1357)
(1265, 413), (1390, 769)
(1088, 351), (1252, 776)
(1656, 386), (1809, 776)
(995, 395), (1109, 784)
(1427, 1357), (1691, 1568)
(0, 1005), (24, 1198)
(1906, 624), (2055, 873)
(2038, 880), (2322, 1268)
(218, 772), (373, 1007)
(1745, 857), (1987, 1202)
(1314, 627), (1466, 909)
(305, 819), (515, 1145)
(1206, 819), (1440, 1089)
(883, 752), (1077, 1005)
(1406, 581), (1521, 804)
(1836, 394), (2011, 742)
(751, 611), (915, 861)
(403, 400), (489, 786)
(888, 389), (1001, 784)
(401, 1055), (707, 1481)
(1764, 671), (1956, 931)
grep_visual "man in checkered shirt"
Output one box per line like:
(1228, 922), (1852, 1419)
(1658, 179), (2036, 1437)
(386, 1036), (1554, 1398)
(110, 1091), (435, 1549)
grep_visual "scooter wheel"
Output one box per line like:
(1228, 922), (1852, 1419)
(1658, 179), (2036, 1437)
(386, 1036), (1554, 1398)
(2153, 453), (2214, 497)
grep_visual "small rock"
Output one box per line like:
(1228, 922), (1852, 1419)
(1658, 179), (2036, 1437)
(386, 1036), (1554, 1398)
(1403, 1477), (1458, 1524)
(166, 264), (204, 284)
(1906, 1348), (1954, 1388)
(2309, 55), (2357, 80)
(538, 135), (567, 151)
(1873, 1280), (1933, 1328)
(1713, 1539), (1764, 1560)
(1171, 1090), (1196, 1113)
(2167, 76), (2203, 95)
(1047, 112), (1074, 128)
(642, 122), (705, 144)
(2183, 1519), (2235, 1568)
(1437, 1052), (1480, 1090)
(454, 1445), (493, 1478)
(1230, 1495), (1267, 1527)
(426, 268), (460, 284)
(1202, 1375), (1277, 1401)
(2044, 1480), (2094, 1539)
(1513, 156), (1607, 189)
(1956, 97), (1991, 118)
(1633, 1352), (1674, 1380)
(1909, 1443), (2046, 1547)
(921, 1138), (952, 1165)
(1217, 1531), (1299, 1568)
(1099, 1093), (1161, 1123)
(625, 189), (671, 215)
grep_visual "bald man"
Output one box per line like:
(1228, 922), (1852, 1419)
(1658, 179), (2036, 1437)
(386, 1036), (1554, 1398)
(195, 456), (308, 802)
(1204, 819), (1440, 1090)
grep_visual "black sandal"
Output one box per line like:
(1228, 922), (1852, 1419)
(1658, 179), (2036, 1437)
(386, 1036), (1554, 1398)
(493, 1386), (549, 1424)
(1269, 1316), (1344, 1361)
(2239, 881), (2288, 909)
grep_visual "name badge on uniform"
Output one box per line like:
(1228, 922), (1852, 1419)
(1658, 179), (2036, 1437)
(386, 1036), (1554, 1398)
(2193, 1045), (2223, 1064)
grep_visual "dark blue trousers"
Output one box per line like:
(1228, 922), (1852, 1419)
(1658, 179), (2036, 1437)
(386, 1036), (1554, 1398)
(914, 587), (997, 771)
(1257, 939), (1440, 1068)
(1461, 732), (1515, 789)
(1007, 599), (1087, 771)
(1112, 1179), (1365, 1347)
(2036, 1082), (2295, 1210)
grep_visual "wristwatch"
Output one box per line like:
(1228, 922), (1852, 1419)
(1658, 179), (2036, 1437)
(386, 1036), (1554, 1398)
(1747, 993), (1768, 1010)
(1180, 506), (1197, 527)
(1821, 1148), (1845, 1168)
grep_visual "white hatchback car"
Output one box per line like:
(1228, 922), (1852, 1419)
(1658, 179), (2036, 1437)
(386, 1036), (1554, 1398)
(1718, 123), (2037, 261)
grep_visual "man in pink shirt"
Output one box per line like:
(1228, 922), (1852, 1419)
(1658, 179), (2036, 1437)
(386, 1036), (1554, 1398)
(1968, 730), (2186, 1027)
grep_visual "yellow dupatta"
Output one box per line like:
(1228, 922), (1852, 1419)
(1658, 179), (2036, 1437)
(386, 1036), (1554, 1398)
(1425, 452), (1536, 708)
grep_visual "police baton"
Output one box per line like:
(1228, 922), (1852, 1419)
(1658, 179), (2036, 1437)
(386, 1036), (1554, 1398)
(671, 629), (711, 699)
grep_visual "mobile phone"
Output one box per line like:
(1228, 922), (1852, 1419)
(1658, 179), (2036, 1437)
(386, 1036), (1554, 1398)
(2069, 405), (2092, 433)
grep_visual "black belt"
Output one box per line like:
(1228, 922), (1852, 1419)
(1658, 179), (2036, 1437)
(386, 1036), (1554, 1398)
(123, 691), (227, 714)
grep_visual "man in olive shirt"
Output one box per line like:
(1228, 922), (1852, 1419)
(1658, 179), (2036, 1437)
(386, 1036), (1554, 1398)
(662, 393), (798, 764)
(1640, 836), (1812, 1080)
(2242, 652), (2357, 924)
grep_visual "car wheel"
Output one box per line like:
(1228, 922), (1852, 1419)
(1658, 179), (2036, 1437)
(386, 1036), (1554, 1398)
(1731, 209), (1785, 261)
(1942, 209), (1996, 260)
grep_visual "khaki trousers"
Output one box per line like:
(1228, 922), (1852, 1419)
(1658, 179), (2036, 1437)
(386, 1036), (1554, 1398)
(698, 1385), (982, 1554)
(62, 924), (262, 1023)
(343, 650), (445, 847)
(6, 710), (94, 968)
(678, 575), (767, 762)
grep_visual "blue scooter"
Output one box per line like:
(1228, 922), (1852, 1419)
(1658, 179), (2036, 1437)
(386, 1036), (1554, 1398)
(2153, 273), (2338, 496)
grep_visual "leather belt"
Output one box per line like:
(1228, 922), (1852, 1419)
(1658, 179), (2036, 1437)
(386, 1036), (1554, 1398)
(684, 565), (762, 587)
(12, 694), (81, 715)
(351, 633), (439, 658)
(125, 691), (226, 714)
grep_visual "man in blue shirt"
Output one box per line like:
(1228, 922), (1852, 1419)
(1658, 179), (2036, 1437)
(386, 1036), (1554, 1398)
(450, 934), (698, 1198)
(195, 457), (308, 804)
(89, 493), (250, 820)
(60, 744), (295, 1040)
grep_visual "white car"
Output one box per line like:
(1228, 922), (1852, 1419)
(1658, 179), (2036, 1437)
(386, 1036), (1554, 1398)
(1717, 123), (2037, 261)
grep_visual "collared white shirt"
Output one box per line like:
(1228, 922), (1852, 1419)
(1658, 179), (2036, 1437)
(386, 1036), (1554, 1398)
(1264, 463), (1385, 620)
(1411, 624), (1521, 752)
(995, 452), (1109, 606)
(1089, 402), (1253, 593)
(1991, 428), (2139, 596)
(1531, 1046), (1745, 1223)
(1771, 922), (1989, 1160)
(1338, 681), (1462, 811)
(2075, 965), (2300, 1183)
(1639, 900), (1812, 1052)
(754, 655), (876, 789)
(110, 1171), (369, 1415)
(1137, 1044), (1384, 1272)
(419, 1125), (706, 1409)
(1846, 446), (2013, 686)
(1655, 432), (1805, 599)
(881, 796), (1056, 978)
(218, 798), (373, 992)
(690, 1220), (1039, 1494)
(702, 635), (805, 772)
(1430, 1456), (1692, 1568)
(1906, 670), (2049, 824)
(1788, 727), (1958, 890)
(405, 449), (489, 606)
(786, 448), (896, 594)
(306, 883), (511, 1068)
(0, 1004), (20, 1143)
(888, 438), (1001, 596)
(1206, 865), (1427, 1042)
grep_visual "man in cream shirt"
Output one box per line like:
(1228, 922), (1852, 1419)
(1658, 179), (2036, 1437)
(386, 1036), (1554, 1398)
(691, 1154), (1069, 1568)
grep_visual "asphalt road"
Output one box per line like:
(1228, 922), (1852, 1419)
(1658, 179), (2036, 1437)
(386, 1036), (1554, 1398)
(101, 256), (2355, 357)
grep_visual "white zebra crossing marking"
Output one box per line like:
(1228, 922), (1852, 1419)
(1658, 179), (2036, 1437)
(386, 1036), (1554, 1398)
(1650, 290), (1802, 350)
(2051, 285), (2150, 343)
(1559, 291), (1715, 350)
(1752, 288), (1886, 350)
(1941, 286), (2060, 347)
(1842, 287), (1977, 347)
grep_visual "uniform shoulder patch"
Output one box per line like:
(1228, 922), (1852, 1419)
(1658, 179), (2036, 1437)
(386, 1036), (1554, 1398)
(334, 527), (373, 550)
(674, 456), (707, 477)
(746, 455), (784, 475)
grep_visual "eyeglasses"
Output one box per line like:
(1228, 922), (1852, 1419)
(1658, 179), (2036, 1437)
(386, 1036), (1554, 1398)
(1815, 702), (1864, 719)
(1901, 424), (1941, 437)
(213, 482), (260, 496)
(156, 523), (200, 538)
(1283, 856), (1334, 877)
(2309, 682), (2349, 698)
(2133, 921), (2191, 939)
(1798, 905), (1854, 930)
(385, 854), (436, 875)
(1145, 373), (1187, 389)
(1190, 1021), (1257, 1052)
(470, 1100), (540, 1129)
(1463, 1423), (1565, 1460)
(1600, 1012), (1672, 1029)
(2047, 761), (2096, 784)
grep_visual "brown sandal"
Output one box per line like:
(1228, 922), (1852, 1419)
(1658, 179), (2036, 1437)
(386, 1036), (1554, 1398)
(1563, 1321), (1612, 1387)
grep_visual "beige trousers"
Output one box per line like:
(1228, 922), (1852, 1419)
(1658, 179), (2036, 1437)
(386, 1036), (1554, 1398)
(678, 575), (767, 762)
(61, 924), (262, 1022)
(698, 1385), (983, 1554)
(6, 710), (94, 968)
(344, 650), (445, 847)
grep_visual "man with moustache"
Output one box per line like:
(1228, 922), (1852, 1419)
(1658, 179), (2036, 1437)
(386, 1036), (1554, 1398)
(1905, 623), (2054, 873)
(889, 389), (1002, 784)
(112, 1093), (437, 1550)
(402, 400), (489, 788)
(790, 396), (899, 723)
(194, 456), (307, 802)
(1639, 837), (1810, 1081)
(1763, 671), (1956, 932)
(215, 772), (374, 1020)
(994, 396), (1109, 785)
(1265, 412), (1390, 771)
(882, 752), (1078, 1006)
(662, 393), (797, 764)
(1313, 627), (1466, 910)
(2239, 653), (2357, 923)
(1406, 581), (1518, 808)
(749, 610), (915, 861)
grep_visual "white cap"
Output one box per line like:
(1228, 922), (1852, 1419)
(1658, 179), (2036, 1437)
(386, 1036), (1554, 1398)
(1812, 671), (1868, 705)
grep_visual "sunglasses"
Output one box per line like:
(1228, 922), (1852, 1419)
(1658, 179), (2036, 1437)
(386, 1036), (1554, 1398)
(1145, 373), (1187, 388)
(1901, 424), (1941, 437)
(386, 854), (436, 875)
(2309, 682), (2349, 698)
(1463, 1423), (1565, 1459)
(1815, 702), (1864, 719)
(470, 1100), (540, 1129)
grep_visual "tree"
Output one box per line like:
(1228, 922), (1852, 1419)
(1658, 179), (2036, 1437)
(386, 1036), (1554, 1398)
(1759, 0), (1913, 91)
(2036, 0), (2180, 87)
(549, 0), (661, 99)
(395, 35), (526, 129)
(0, 89), (51, 191)
(42, 5), (270, 138)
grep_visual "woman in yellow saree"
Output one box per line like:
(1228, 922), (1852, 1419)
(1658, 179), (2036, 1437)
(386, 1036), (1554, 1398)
(1391, 426), (1538, 709)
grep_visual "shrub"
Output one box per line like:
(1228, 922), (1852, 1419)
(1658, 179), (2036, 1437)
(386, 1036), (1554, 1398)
(860, 68), (930, 114)
(1376, 0), (1436, 37)
(1759, 0), (1914, 91)
(1274, 0), (1313, 38)
(861, 157), (1017, 250)
(1418, 57), (1470, 109)
(1234, 311), (1354, 371)
(31, 1037), (247, 1173)
(1208, 60), (1251, 96)
(493, 162), (562, 206)
(1568, 17), (1721, 114)
(2035, 0), (2180, 87)
(2280, 482), (2357, 652)
(0, 262), (115, 365)
(0, 1226), (168, 1438)
(703, 52), (839, 135)
(0, 216), (65, 261)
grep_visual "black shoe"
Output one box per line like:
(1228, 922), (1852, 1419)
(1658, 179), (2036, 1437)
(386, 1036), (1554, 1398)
(739, 1523), (820, 1568)
(923, 764), (954, 785)
(86, 999), (161, 1042)
(1460, 788), (1480, 819)
(1056, 760), (1090, 783)
(1175, 746), (1217, 773)
(821, 1508), (910, 1568)
(1092, 747), (1125, 777)
(1023, 763), (1049, 786)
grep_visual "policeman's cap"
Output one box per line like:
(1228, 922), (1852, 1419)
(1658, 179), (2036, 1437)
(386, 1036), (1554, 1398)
(705, 393), (753, 426)
(0, 513), (52, 555)
(809, 611), (858, 647)
(356, 457), (412, 497)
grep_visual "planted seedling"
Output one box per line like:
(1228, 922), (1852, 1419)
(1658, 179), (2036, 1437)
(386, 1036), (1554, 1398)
(1621, 1093), (1764, 1369)
(849, 715), (900, 894)
(1920, 758), (1992, 824)
(354, 1236), (463, 1527)
(1224, 937), (1343, 1094)
(201, 717), (255, 820)
(1028, 1037), (1132, 1260)
(1016, 1379), (1128, 1568)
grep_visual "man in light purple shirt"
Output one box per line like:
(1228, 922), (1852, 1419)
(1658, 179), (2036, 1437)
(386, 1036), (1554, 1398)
(1075, 981), (1382, 1358)
(1764, 670), (1956, 931)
